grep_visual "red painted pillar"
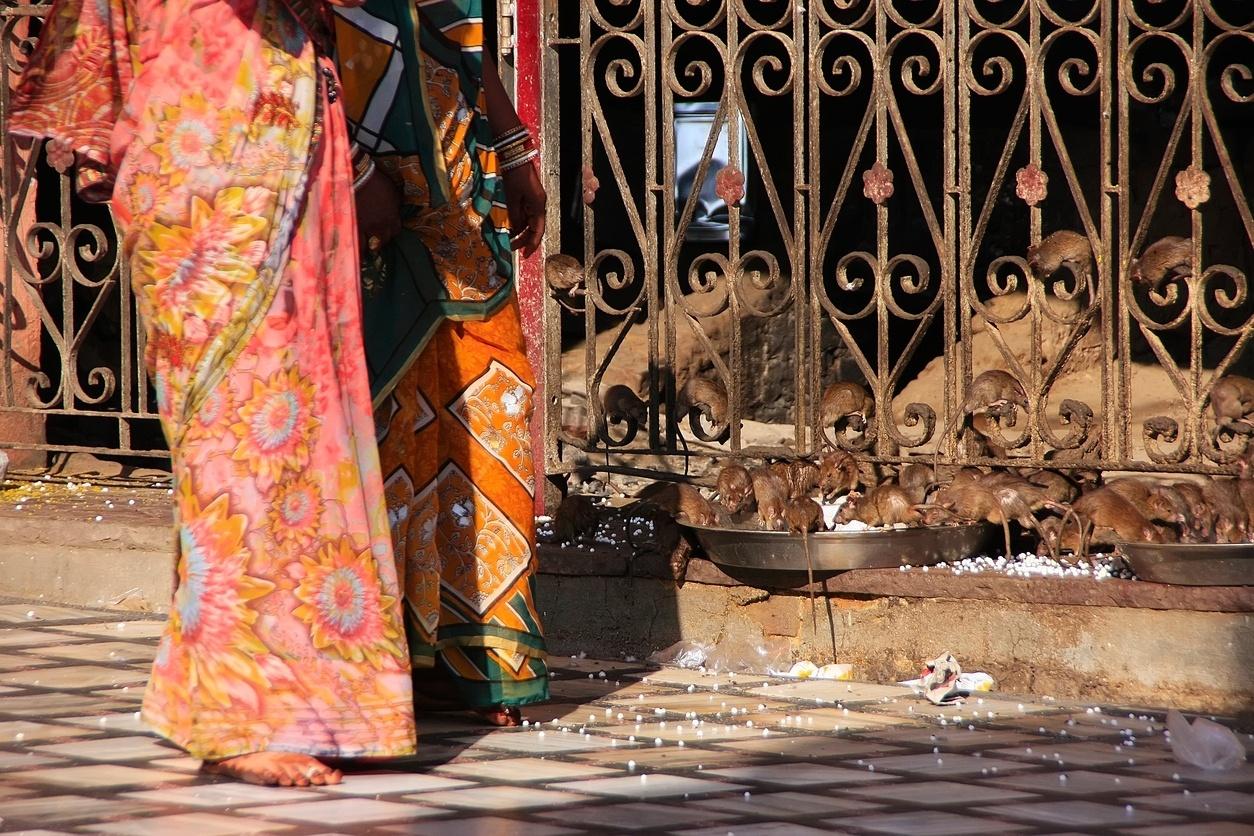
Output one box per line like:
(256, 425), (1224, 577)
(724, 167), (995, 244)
(512, 0), (548, 514)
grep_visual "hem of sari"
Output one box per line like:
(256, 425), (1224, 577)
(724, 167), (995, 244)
(404, 630), (547, 661)
(368, 278), (515, 409)
(444, 676), (549, 708)
(142, 707), (419, 761)
(410, 655), (550, 708)
(405, 634), (550, 707)
(435, 633), (547, 657)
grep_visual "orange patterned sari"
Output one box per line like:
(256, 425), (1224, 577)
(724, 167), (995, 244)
(366, 44), (549, 708)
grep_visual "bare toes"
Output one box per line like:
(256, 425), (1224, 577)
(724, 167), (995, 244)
(280, 764), (310, 786)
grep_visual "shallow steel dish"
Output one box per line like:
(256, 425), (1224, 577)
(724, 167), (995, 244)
(1116, 541), (1254, 586)
(687, 522), (994, 583)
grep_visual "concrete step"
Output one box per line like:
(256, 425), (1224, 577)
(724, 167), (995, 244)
(1, 486), (1250, 715)
(0, 542), (172, 612)
(0, 482), (173, 612)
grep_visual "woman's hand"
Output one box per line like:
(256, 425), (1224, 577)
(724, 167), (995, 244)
(355, 168), (403, 253)
(503, 163), (546, 258)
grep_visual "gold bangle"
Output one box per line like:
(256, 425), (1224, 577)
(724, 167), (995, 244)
(492, 125), (530, 147)
(498, 139), (536, 163)
(499, 148), (539, 173)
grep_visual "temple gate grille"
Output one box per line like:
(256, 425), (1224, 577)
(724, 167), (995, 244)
(2, 1), (1251, 479)
(538, 0), (1253, 484)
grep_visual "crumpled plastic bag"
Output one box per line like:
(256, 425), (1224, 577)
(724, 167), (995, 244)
(1167, 710), (1246, 771)
(919, 651), (963, 704)
(648, 639), (712, 669)
(647, 622), (792, 675)
(705, 623), (792, 675)
(900, 651), (996, 705)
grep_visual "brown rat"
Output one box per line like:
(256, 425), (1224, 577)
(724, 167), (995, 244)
(1211, 375), (1254, 432)
(1028, 229), (1092, 279)
(769, 459), (821, 501)
(601, 385), (648, 427)
(553, 494), (599, 543)
(1043, 446), (1102, 489)
(836, 484), (921, 528)
(818, 450), (861, 500)
(1236, 442), (1254, 480)
(785, 497), (826, 633)
(936, 371), (1028, 458)
(943, 466), (990, 489)
(931, 480), (1055, 558)
(919, 483), (1016, 559)
(1234, 478), (1254, 533)
(767, 460), (793, 487)
(545, 253), (585, 296)
(680, 376), (730, 430)
(966, 411), (1010, 458)
(1199, 479), (1248, 544)
(1072, 487), (1163, 552)
(962, 371), (1029, 413)
(1025, 469), (1079, 505)
(1130, 235), (1191, 291)
(820, 380), (875, 429)
(1104, 478), (1188, 527)
(715, 463), (754, 515)
(784, 497), (824, 534)
(897, 462), (936, 504)
(750, 467), (789, 531)
(635, 481), (720, 528)
(1168, 481), (1214, 542)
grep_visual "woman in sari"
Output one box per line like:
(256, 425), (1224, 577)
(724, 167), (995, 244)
(11, 0), (546, 785)
(334, 0), (550, 726)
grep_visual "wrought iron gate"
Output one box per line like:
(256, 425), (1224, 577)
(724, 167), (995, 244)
(2, 1), (1251, 473)
(1, 2), (162, 460)
(540, 0), (1253, 480)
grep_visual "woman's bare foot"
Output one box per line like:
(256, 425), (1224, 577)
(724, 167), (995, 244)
(472, 706), (523, 727)
(202, 753), (343, 787)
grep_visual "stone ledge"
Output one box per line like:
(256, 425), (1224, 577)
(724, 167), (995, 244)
(0, 492), (1247, 616)
(0, 487), (173, 553)
(537, 545), (1254, 614)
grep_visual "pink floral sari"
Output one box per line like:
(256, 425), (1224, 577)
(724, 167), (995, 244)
(11, 0), (416, 758)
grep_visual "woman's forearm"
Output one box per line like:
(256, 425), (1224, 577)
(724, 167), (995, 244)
(481, 53), (525, 137)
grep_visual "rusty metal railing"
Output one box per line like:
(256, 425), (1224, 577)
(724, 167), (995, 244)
(3, 1), (1250, 474)
(540, 0), (1253, 481)
(2, 0), (163, 461)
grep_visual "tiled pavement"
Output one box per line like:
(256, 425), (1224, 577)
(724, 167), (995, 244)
(1, 601), (1252, 835)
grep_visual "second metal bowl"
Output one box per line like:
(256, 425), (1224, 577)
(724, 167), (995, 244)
(1116, 541), (1254, 586)
(688, 522), (995, 584)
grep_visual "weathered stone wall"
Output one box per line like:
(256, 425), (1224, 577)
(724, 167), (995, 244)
(536, 568), (1254, 717)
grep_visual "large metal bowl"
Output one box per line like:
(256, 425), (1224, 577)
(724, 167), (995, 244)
(688, 522), (995, 585)
(1116, 541), (1254, 586)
